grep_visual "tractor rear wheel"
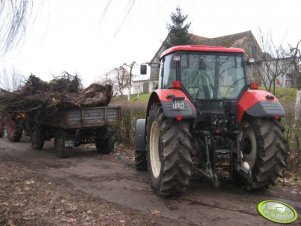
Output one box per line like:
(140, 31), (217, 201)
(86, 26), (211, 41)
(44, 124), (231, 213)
(239, 118), (287, 190)
(147, 103), (192, 196)
(7, 120), (23, 142)
(135, 150), (147, 171)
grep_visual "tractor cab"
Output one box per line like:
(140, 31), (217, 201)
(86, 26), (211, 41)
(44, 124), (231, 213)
(159, 46), (247, 114)
(160, 47), (246, 99)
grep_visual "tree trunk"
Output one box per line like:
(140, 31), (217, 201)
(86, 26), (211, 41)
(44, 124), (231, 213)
(127, 85), (131, 101)
(295, 90), (301, 120)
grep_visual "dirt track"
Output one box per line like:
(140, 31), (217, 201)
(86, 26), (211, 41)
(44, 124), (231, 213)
(0, 136), (300, 225)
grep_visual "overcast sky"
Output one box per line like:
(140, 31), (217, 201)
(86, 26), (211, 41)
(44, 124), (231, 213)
(1, 0), (300, 87)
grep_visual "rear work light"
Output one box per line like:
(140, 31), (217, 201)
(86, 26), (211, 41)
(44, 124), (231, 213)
(172, 80), (181, 88)
(250, 81), (259, 90)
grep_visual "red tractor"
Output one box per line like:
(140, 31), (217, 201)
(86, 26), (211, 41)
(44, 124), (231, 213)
(135, 45), (287, 196)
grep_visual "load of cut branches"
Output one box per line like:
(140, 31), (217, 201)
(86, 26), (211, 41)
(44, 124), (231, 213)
(0, 73), (113, 113)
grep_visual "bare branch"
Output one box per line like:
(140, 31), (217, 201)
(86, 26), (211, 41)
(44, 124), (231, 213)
(0, 0), (33, 55)
(254, 30), (291, 94)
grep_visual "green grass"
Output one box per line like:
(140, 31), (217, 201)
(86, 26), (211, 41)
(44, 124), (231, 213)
(133, 93), (151, 102)
(259, 86), (297, 104)
(111, 93), (150, 105)
(274, 87), (297, 103)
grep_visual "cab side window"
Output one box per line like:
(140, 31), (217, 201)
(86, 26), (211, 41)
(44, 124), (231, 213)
(161, 54), (175, 88)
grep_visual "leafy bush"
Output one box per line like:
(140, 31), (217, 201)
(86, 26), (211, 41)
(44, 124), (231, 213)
(114, 104), (146, 148)
(282, 114), (301, 172)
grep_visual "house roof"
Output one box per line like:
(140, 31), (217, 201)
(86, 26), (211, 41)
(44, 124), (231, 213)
(196, 31), (253, 47)
(150, 31), (258, 62)
(189, 33), (208, 43)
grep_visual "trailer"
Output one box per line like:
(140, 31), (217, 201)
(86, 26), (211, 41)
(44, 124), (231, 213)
(5, 106), (121, 158)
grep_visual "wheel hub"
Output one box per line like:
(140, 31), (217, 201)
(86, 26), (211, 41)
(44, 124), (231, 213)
(240, 123), (257, 169)
(242, 138), (252, 154)
(149, 121), (161, 178)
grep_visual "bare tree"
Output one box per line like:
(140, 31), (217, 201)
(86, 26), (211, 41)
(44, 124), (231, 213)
(254, 31), (291, 94)
(134, 80), (143, 98)
(102, 66), (130, 96)
(0, 67), (25, 91)
(123, 61), (135, 100)
(100, 62), (136, 98)
(100, 72), (117, 97)
(0, 0), (34, 55)
(289, 40), (301, 120)
(289, 40), (301, 89)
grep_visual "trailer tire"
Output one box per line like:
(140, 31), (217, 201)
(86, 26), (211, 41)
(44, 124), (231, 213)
(95, 137), (114, 154)
(135, 150), (147, 171)
(55, 129), (67, 158)
(31, 125), (45, 150)
(0, 125), (4, 138)
(7, 120), (23, 142)
(147, 103), (192, 196)
(239, 118), (287, 190)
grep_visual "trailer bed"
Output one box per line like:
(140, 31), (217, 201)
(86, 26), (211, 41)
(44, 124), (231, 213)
(40, 106), (121, 129)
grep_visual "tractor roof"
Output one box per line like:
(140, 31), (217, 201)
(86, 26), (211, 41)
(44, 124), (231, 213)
(160, 45), (245, 59)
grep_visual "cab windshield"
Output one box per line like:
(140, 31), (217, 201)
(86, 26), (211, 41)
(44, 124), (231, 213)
(161, 52), (246, 100)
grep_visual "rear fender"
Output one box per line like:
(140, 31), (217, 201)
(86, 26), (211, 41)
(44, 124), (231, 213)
(146, 89), (197, 120)
(237, 90), (285, 123)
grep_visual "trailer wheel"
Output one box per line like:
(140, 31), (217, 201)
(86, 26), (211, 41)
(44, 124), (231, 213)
(147, 103), (192, 196)
(95, 137), (114, 154)
(0, 125), (4, 138)
(55, 129), (67, 158)
(239, 118), (287, 190)
(7, 120), (23, 142)
(31, 125), (45, 150)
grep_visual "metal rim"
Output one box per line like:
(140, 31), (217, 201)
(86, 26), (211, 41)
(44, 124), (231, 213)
(240, 121), (257, 168)
(150, 121), (161, 178)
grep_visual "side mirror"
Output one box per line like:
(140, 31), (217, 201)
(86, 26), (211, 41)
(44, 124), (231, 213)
(140, 64), (147, 75)
(172, 54), (181, 62)
(247, 58), (255, 64)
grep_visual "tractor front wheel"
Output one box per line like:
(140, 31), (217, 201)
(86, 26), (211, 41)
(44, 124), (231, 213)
(239, 118), (287, 190)
(135, 150), (147, 171)
(147, 103), (192, 196)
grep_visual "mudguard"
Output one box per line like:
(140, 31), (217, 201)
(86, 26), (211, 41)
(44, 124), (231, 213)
(147, 89), (197, 119)
(237, 90), (285, 122)
(135, 119), (146, 152)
